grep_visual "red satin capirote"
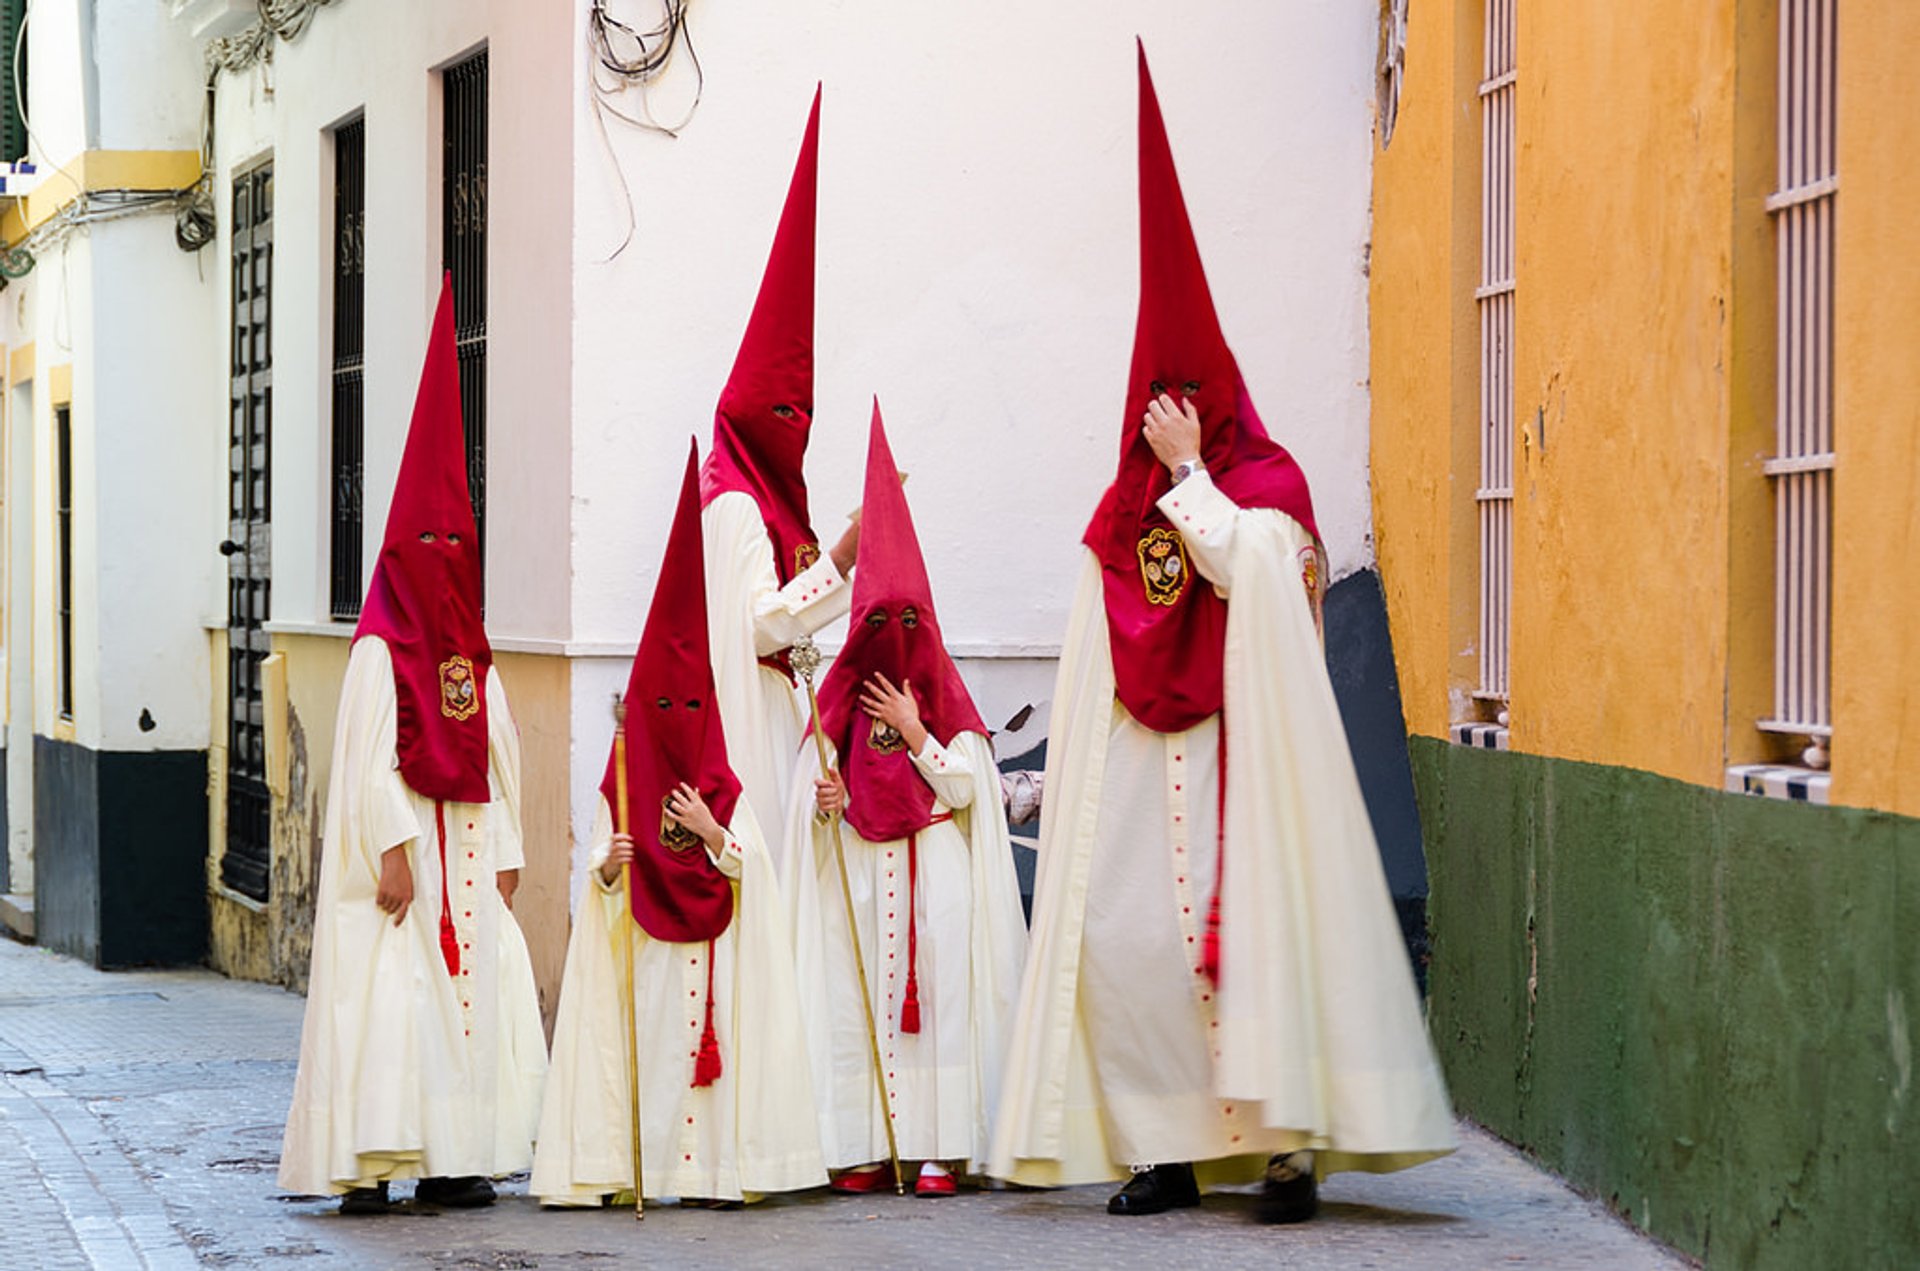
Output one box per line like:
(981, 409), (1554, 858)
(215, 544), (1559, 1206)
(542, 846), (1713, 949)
(701, 87), (823, 588)
(602, 440), (740, 948)
(816, 401), (987, 846)
(1082, 43), (1321, 736)
(354, 273), (492, 804)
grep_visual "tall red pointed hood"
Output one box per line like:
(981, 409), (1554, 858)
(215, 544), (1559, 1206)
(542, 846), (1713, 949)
(355, 273), (491, 803)
(604, 439), (738, 943)
(701, 87), (822, 584)
(1083, 42), (1322, 733)
(818, 400), (986, 843)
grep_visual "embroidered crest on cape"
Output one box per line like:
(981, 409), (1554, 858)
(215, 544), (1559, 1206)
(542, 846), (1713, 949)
(659, 795), (701, 852)
(438, 655), (480, 720)
(868, 716), (907, 754)
(794, 542), (821, 574)
(1137, 526), (1189, 606)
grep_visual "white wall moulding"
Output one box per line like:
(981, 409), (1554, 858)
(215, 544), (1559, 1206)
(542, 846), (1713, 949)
(169, 0), (264, 44)
(1724, 763), (1831, 806)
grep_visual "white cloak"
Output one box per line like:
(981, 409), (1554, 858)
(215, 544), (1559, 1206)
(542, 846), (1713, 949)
(783, 732), (1027, 1172)
(531, 797), (826, 1203)
(703, 489), (852, 868)
(280, 637), (548, 1196)
(988, 471), (1456, 1187)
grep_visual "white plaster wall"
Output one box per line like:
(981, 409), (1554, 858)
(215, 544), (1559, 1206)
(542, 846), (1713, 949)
(202, 2), (570, 643)
(0, 1), (215, 753)
(86, 217), (217, 751)
(91, 0), (204, 152)
(564, 3), (1379, 846)
(29, 235), (99, 743)
(22, 0), (89, 162)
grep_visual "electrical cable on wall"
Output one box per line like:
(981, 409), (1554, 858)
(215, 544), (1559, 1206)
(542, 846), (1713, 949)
(0, 0), (339, 273)
(587, 0), (704, 259)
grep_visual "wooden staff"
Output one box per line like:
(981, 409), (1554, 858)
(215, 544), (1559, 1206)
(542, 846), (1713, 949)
(612, 696), (644, 1220)
(790, 635), (905, 1195)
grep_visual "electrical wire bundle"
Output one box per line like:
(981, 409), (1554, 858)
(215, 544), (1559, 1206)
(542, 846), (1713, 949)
(588, 0), (704, 139)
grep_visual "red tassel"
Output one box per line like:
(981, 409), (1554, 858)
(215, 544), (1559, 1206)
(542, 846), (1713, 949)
(900, 978), (921, 1034)
(1201, 887), (1222, 987)
(900, 834), (922, 1033)
(435, 802), (461, 978)
(692, 938), (722, 1087)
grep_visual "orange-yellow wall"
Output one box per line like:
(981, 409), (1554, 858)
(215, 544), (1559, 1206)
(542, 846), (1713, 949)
(1506, 1), (1749, 784)
(1831, 2), (1920, 816)
(1371, 0), (1916, 814)
(1369, 0), (1481, 741)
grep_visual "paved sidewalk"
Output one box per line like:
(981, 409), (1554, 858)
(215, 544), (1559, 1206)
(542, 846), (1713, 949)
(0, 939), (1690, 1270)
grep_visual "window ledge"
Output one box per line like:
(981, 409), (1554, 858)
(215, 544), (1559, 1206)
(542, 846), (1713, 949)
(1725, 763), (1830, 806)
(1450, 722), (1509, 751)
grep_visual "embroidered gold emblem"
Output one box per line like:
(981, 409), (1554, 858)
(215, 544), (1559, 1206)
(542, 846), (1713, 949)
(1298, 544), (1327, 640)
(794, 542), (821, 574)
(438, 655), (480, 720)
(868, 716), (906, 754)
(1137, 527), (1189, 607)
(659, 795), (701, 853)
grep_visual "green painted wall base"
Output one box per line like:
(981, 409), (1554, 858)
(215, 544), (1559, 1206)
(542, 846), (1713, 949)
(1411, 739), (1916, 1270)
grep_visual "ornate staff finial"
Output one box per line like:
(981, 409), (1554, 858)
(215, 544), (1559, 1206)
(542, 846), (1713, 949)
(612, 692), (627, 727)
(789, 634), (823, 683)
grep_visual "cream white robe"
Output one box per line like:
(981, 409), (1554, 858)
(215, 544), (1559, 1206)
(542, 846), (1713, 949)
(703, 489), (852, 868)
(280, 637), (548, 1196)
(531, 797), (826, 1203)
(784, 732), (1027, 1172)
(988, 471), (1456, 1188)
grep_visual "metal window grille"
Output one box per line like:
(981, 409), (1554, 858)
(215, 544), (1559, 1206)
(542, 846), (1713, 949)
(443, 49), (488, 565)
(1476, 0), (1515, 705)
(1762, 0), (1836, 749)
(223, 161), (274, 902)
(54, 403), (71, 721)
(328, 118), (366, 620)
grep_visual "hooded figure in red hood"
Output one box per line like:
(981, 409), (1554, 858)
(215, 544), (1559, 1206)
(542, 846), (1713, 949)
(787, 402), (1027, 1196)
(281, 274), (548, 1215)
(816, 400), (987, 845)
(605, 439), (739, 1088)
(701, 86), (825, 587)
(989, 43), (1455, 1220)
(1081, 47), (1322, 734)
(698, 87), (861, 857)
(356, 273), (493, 805)
(533, 440), (827, 1207)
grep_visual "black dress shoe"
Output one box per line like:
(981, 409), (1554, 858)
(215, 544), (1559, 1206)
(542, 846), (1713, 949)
(1254, 1153), (1318, 1225)
(1106, 1163), (1200, 1215)
(415, 1175), (497, 1208)
(338, 1182), (389, 1215)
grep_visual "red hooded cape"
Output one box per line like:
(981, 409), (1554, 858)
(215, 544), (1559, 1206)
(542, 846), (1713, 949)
(354, 273), (492, 805)
(700, 87), (822, 586)
(1082, 43), (1321, 735)
(603, 440), (741, 947)
(816, 400), (987, 845)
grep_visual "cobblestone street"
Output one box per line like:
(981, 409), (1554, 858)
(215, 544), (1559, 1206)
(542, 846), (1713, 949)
(0, 938), (1687, 1270)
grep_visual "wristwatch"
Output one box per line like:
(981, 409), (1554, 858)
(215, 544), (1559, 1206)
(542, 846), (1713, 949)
(1171, 457), (1206, 486)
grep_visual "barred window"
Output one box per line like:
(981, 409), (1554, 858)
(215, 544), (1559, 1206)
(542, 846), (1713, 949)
(1761, 0), (1836, 770)
(443, 49), (488, 564)
(328, 117), (366, 620)
(1475, 0), (1515, 713)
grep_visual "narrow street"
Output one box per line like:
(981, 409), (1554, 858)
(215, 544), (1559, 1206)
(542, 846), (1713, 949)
(0, 938), (1685, 1270)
